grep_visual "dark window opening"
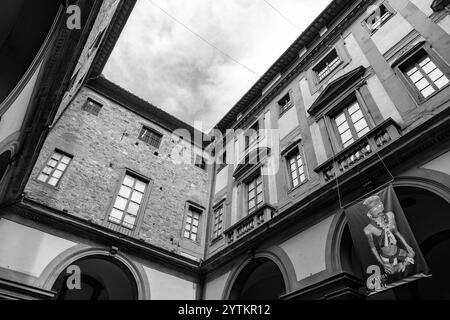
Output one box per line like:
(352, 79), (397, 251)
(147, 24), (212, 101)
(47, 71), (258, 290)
(82, 98), (102, 116)
(278, 92), (293, 115)
(313, 49), (342, 82)
(138, 126), (163, 149)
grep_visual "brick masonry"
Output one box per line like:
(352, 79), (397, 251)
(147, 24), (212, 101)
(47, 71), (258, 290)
(24, 87), (209, 256)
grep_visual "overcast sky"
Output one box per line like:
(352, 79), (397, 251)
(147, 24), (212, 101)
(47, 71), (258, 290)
(104, 0), (332, 131)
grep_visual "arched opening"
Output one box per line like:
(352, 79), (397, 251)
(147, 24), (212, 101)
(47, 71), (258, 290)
(229, 258), (286, 300)
(0, 0), (60, 103)
(51, 255), (138, 300)
(340, 185), (450, 300)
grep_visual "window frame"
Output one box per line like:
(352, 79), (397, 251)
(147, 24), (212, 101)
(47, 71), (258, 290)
(245, 120), (260, 151)
(212, 204), (225, 240)
(313, 48), (343, 83)
(104, 169), (152, 237)
(81, 98), (103, 116)
(245, 171), (264, 215)
(325, 91), (375, 151)
(36, 149), (73, 188)
(284, 146), (308, 190)
(278, 90), (294, 117)
(138, 125), (163, 149)
(394, 43), (450, 104)
(362, 1), (395, 35)
(183, 203), (203, 243)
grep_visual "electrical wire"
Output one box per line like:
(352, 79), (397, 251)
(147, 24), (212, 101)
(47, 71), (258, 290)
(148, 0), (262, 78)
(262, 0), (302, 32)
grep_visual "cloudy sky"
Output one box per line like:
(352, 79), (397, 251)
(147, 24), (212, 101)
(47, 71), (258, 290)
(104, 0), (332, 131)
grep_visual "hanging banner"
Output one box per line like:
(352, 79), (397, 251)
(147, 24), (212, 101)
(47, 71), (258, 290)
(344, 185), (429, 295)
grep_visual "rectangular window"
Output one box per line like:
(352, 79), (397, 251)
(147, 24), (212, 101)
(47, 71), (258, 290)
(139, 126), (163, 148)
(334, 101), (369, 148)
(82, 98), (102, 116)
(401, 53), (449, 100)
(247, 174), (263, 214)
(212, 205), (224, 239)
(364, 3), (393, 33)
(314, 49), (342, 82)
(184, 206), (201, 241)
(245, 122), (260, 150)
(109, 173), (147, 230)
(194, 155), (206, 170)
(287, 149), (306, 188)
(278, 92), (293, 115)
(37, 151), (72, 186)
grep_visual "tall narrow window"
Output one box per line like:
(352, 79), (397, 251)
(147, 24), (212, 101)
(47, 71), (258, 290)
(82, 98), (102, 116)
(109, 173), (147, 230)
(287, 149), (306, 188)
(217, 150), (227, 172)
(247, 174), (263, 214)
(37, 151), (72, 186)
(138, 126), (163, 148)
(245, 122), (259, 150)
(213, 205), (224, 239)
(334, 101), (369, 148)
(314, 49), (342, 82)
(184, 206), (201, 241)
(401, 53), (449, 99)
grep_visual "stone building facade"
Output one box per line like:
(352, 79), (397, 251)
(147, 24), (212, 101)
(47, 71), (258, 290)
(0, 0), (449, 300)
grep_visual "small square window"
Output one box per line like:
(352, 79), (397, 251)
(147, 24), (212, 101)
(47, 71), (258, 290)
(278, 92), (293, 115)
(364, 3), (394, 33)
(139, 126), (163, 148)
(38, 150), (72, 186)
(82, 98), (102, 116)
(313, 49), (342, 82)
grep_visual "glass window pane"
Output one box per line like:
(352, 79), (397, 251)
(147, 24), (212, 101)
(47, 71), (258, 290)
(190, 234), (197, 241)
(186, 217), (192, 224)
(193, 219), (199, 227)
(293, 178), (299, 187)
(337, 121), (349, 134)
(435, 75), (449, 89)
(123, 215), (136, 227)
(340, 130), (353, 143)
(354, 118), (368, 133)
(421, 85), (435, 98)
(300, 174), (306, 182)
(51, 153), (62, 161)
(192, 226), (198, 234)
(61, 156), (71, 164)
(48, 160), (57, 168)
(127, 202), (139, 215)
(123, 175), (135, 187)
(421, 61), (436, 74)
(350, 110), (364, 123)
(335, 113), (346, 126)
(114, 197), (127, 210)
(38, 174), (48, 182)
(406, 67), (417, 76)
(348, 103), (359, 115)
(135, 180), (146, 192)
(52, 170), (63, 179)
(408, 70), (423, 83)
(131, 191), (143, 203)
(57, 163), (67, 171)
(184, 231), (190, 238)
(109, 208), (123, 221)
(256, 194), (263, 204)
(119, 186), (132, 198)
(48, 177), (59, 186)
(357, 126), (370, 137)
(428, 68), (443, 82)
(419, 57), (430, 67)
(43, 166), (52, 174)
(415, 77), (430, 91)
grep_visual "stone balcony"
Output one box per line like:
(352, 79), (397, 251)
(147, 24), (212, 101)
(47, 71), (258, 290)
(314, 118), (401, 182)
(224, 203), (278, 244)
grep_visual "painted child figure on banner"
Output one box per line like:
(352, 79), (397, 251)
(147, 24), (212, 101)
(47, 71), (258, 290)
(362, 195), (415, 276)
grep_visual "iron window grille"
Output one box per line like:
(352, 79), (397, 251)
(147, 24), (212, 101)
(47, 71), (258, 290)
(138, 126), (163, 148)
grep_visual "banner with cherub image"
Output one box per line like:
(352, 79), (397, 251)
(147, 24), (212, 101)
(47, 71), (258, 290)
(344, 185), (429, 295)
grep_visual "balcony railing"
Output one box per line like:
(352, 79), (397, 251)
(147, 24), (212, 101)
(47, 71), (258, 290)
(224, 203), (277, 244)
(314, 118), (401, 182)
